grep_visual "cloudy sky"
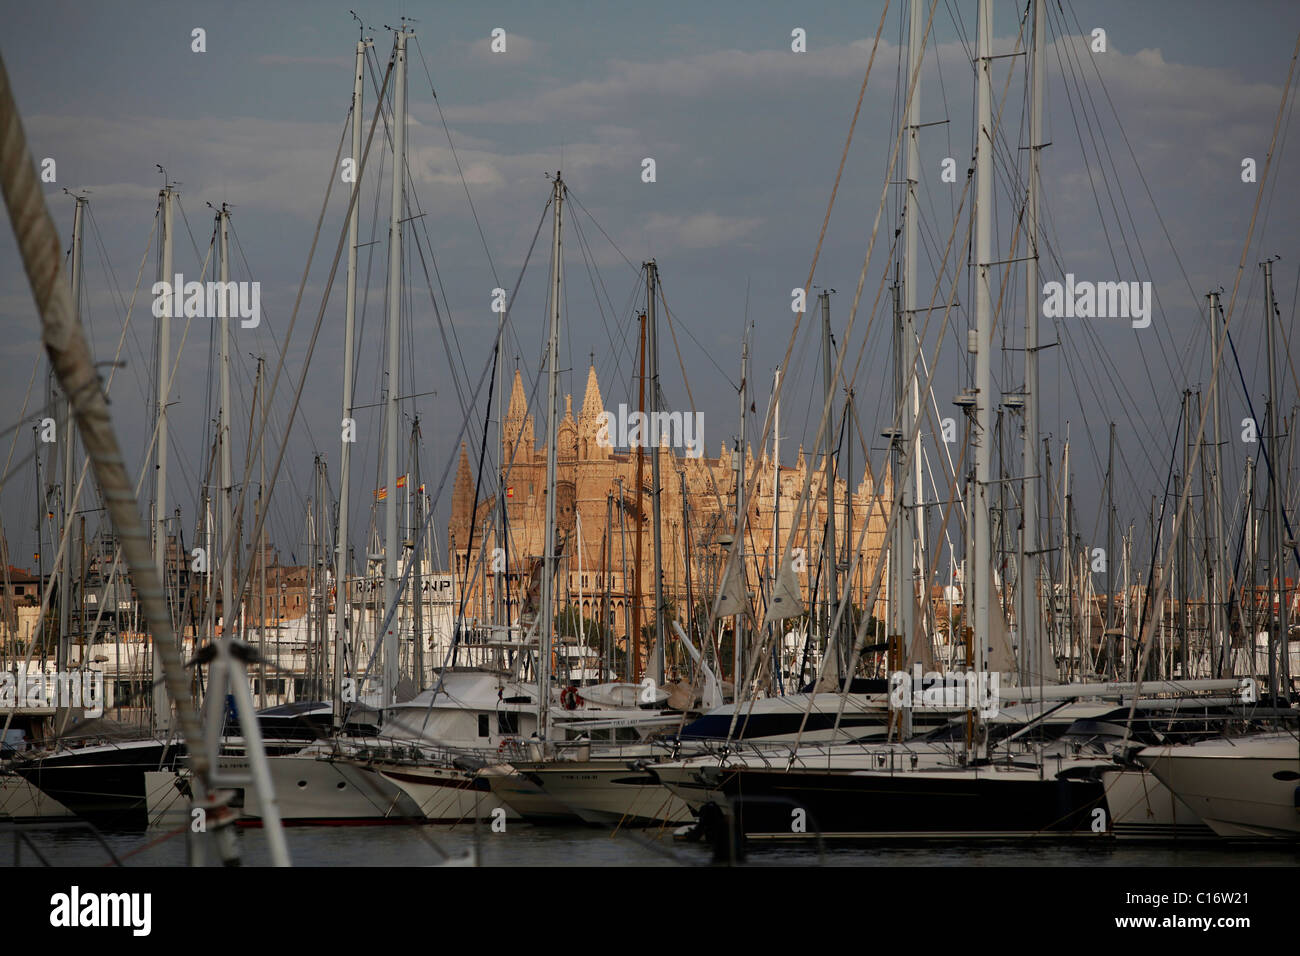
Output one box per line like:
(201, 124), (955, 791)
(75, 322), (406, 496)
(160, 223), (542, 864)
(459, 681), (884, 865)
(1, 0), (1297, 584)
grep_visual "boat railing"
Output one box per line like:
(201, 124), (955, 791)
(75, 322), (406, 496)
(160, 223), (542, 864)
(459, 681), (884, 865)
(314, 735), (503, 769)
(1, 819), (124, 866)
(675, 736), (960, 773)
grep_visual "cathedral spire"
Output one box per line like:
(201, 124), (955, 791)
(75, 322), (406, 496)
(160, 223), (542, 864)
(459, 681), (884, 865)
(578, 362), (610, 459)
(579, 362), (604, 423)
(506, 367), (528, 422)
(451, 441), (474, 529)
(504, 368), (534, 461)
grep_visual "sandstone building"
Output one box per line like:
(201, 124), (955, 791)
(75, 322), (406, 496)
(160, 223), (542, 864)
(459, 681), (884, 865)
(448, 364), (890, 669)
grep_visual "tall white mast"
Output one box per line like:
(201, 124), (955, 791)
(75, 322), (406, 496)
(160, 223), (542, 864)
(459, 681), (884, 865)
(494, 310), (504, 630)
(153, 183), (175, 734)
(382, 27), (410, 706)
(972, 0), (994, 675)
(538, 171), (565, 741)
(820, 291), (838, 671)
(59, 194), (86, 675)
(1207, 290), (1229, 675)
(217, 205), (234, 652)
(335, 36), (370, 726)
(734, 332), (749, 688)
(1020, 0), (1044, 682)
(900, 0), (923, 671)
(771, 367), (780, 578)
(1262, 258), (1288, 699)
(646, 259), (665, 685)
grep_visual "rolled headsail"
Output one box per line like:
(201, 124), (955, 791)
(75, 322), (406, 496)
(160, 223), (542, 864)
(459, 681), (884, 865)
(0, 54), (210, 792)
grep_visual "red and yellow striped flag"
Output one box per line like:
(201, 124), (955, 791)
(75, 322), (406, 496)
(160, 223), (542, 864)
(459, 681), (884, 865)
(374, 474), (409, 499)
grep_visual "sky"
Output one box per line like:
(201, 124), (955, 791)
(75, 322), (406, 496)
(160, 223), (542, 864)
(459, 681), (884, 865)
(1, 0), (1298, 586)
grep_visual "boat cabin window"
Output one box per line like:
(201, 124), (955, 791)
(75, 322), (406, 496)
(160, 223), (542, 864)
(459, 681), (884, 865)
(498, 712), (520, 735)
(584, 727), (640, 743)
(478, 715), (490, 737)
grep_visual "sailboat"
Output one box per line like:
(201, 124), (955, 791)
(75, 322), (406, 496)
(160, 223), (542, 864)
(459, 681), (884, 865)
(1138, 731), (1300, 838)
(648, 0), (1296, 845)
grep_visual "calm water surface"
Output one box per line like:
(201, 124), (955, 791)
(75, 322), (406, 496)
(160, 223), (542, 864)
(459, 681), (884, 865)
(6, 823), (1299, 867)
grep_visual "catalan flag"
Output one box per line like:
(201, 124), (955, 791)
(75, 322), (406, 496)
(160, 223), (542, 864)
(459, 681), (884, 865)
(374, 474), (409, 499)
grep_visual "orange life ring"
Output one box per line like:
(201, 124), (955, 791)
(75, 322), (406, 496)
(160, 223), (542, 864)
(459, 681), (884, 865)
(560, 686), (583, 710)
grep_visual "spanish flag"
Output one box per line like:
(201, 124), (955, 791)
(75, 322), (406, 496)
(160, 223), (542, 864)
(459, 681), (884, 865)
(375, 475), (409, 499)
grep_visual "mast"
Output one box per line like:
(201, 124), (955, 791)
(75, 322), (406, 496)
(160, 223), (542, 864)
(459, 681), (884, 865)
(617, 476), (631, 675)
(844, 390), (854, 645)
(646, 260), (666, 685)
(734, 331), (749, 691)
(412, 420), (424, 685)
(1196, 389), (1213, 677)
(680, 469), (696, 675)
(604, 490), (613, 674)
(1105, 421), (1116, 678)
(334, 35), (369, 728)
(153, 183), (175, 734)
(1021, 0), (1044, 683)
(1180, 392), (1193, 677)
(1122, 525), (1131, 676)
(972, 0), (994, 677)
(900, 0), (923, 683)
(59, 194), (86, 675)
(820, 291), (839, 674)
(576, 509), (585, 671)
(217, 205), (234, 656)
(310, 462), (322, 695)
(1262, 257), (1285, 701)
(256, 357), (266, 707)
(494, 323), (505, 633)
(889, 277), (902, 691)
(1062, 438), (1072, 678)
(632, 312), (646, 680)
(33, 426), (43, 667)
(382, 27), (410, 706)
(771, 366), (781, 682)
(1208, 291), (1229, 677)
(538, 171), (565, 741)
(772, 366), (781, 583)
(1245, 457), (1257, 678)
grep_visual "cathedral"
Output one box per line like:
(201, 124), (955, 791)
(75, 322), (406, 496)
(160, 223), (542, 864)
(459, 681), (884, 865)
(449, 364), (889, 655)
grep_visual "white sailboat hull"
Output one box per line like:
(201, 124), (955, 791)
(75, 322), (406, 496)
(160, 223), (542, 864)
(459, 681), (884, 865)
(1099, 767), (1213, 839)
(0, 772), (74, 821)
(370, 761), (519, 823)
(481, 764), (579, 822)
(1139, 734), (1300, 838)
(509, 760), (694, 826)
(145, 753), (426, 825)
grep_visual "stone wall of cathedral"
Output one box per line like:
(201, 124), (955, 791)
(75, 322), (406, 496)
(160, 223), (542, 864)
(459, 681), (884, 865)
(449, 365), (889, 640)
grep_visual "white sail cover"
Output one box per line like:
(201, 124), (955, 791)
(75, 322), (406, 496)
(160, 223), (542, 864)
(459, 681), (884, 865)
(762, 555), (804, 627)
(714, 555), (750, 619)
